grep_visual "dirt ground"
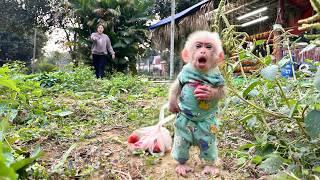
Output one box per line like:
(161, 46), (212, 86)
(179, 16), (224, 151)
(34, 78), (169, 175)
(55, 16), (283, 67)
(36, 124), (249, 180)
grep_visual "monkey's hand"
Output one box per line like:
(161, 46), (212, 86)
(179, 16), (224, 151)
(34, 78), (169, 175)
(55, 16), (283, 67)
(194, 85), (225, 100)
(169, 100), (180, 113)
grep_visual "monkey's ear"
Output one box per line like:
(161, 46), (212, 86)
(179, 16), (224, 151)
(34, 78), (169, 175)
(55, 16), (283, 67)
(181, 49), (190, 63)
(217, 52), (225, 65)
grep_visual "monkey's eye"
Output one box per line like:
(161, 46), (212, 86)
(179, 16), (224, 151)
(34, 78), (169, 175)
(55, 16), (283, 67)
(195, 43), (202, 49)
(206, 44), (213, 49)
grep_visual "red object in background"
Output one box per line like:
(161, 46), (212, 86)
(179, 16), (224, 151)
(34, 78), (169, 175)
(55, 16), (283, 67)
(128, 133), (139, 143)
(287, 0), (310, 9)
(287, 0), (313, 35)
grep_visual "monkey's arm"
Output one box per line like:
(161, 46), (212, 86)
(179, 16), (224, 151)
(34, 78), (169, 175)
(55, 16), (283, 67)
(169, 79), (182, 113)
(210, 85), (226, 100)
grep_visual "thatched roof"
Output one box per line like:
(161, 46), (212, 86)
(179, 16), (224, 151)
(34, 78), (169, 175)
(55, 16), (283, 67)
(150, 0), (214, 51)
(150, 0), (282, 51)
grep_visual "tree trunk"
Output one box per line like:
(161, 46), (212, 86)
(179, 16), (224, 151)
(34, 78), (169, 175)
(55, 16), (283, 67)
(129, 60), (137, 75)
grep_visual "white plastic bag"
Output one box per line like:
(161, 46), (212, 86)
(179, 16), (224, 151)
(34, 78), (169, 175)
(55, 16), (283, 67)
(127, 103), (175, 156)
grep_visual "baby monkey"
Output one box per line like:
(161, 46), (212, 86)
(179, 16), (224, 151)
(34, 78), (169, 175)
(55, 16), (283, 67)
(169, 31), (226, 177)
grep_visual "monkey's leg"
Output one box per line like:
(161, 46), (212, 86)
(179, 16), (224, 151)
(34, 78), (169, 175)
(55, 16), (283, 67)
(195, 117), (220, 176)
(172, 114), (193, 176)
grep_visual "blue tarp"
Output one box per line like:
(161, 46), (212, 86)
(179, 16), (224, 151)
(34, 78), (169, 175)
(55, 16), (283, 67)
(149, 0), (211, 30)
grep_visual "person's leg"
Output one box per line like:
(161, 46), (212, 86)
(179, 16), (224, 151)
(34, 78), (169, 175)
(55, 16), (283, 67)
(97, 55), (106, 78)
(92, 54), (99, 78)
(105, 55), (112, 76)
(99, 55), (107, 78)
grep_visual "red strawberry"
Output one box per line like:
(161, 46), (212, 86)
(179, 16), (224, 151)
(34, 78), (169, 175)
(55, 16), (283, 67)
(153, 142), (161, 153)
(128, 133), (139, 143)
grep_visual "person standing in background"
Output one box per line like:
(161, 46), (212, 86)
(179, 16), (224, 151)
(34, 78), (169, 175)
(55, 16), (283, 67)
(90, 24), (115, 78)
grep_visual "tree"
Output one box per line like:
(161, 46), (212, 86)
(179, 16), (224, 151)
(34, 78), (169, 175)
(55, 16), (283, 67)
(0, 0), (52, 65)
(65, 0), (153, 74)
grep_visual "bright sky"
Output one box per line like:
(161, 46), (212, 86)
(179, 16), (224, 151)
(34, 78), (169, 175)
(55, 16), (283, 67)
(43, 28), (68, 56)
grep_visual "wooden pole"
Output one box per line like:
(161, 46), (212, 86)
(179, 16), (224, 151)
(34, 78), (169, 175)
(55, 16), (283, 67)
(32, 28), (37, 73)
(169, 0), (175, 80)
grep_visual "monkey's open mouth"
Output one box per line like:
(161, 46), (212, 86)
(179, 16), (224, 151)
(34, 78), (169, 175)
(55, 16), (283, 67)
(198, 57), (207, 64)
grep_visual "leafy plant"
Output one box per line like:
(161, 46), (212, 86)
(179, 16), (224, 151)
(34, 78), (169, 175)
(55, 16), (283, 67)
(213, 0), (320, 178)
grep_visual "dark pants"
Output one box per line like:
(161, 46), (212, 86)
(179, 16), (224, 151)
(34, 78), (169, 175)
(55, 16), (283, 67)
(92, 54), (111, 78)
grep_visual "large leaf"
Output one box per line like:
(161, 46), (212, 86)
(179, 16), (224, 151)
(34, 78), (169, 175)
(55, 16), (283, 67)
(261, 65), (279, 81)
(10, 146), (42, 171)
(251, 155), (263, 165)
(313, 166), (320, 173)
(0, 79), (20, 92)
(243, 80), (261, 97)
(305, 110), (320, 139)
(239, 143), (255, 151)
(239, 50), (253, 61)
(0, 161), (17, 180)
(258, 154), (284, 174)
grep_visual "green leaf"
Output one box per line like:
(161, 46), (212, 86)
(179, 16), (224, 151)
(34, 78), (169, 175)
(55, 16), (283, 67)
(258, 154), (284, 174)
(236, 157), (247, 166)
(288, 99), (298, 118)
(0, 79), (20, 92)
(10, 146), (42, 171)
(247, 116), (257, 129)
(8, 109), (18, 123)
(239, 143), (255, 151)
(239, 114), (254, 123)
(312, 166), (320, 173)
(261, 65), (279, 81)
(251, 155), (263, 165)
(243, 80), (261, 97)
(305, 110), (320, 139)
(0, 161), (17, 180)
(0, 67), (10, 75)
(304, 58), (314, 64)
(271, 172), (299, 180)
(262, 55), (272, 65)
(239, 50), (252, 61)
(255, 40), (266, 46)
(0, 119), (10, 141)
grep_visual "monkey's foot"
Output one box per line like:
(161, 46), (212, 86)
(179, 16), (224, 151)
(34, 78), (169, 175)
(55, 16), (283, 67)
(175, 164), (193, 177)
(201, 165), (220, 177)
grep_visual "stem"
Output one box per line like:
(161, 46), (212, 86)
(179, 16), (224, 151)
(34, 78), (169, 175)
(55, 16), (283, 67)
(239, 62), (247, 82)
(228, 87), (290, 119)
(275, 79), (291, 108)
(301, 105), (309, 121)
(4, 136), (14, 152)
(295, 118), (309, 140)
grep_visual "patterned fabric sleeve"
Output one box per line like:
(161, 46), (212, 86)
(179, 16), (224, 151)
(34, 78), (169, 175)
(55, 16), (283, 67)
(213, 74), (225, 86)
